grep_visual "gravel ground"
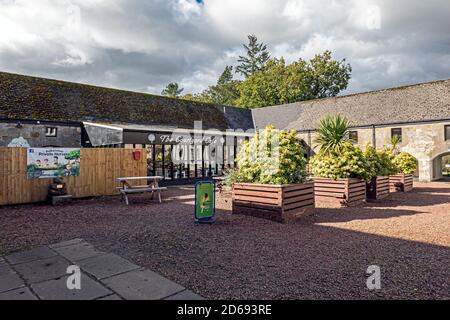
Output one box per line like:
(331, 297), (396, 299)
(0, 182), (449, 300)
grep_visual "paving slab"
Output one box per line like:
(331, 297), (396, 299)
(0, 287), (37, 300)
(0, 269), (26, 293)
(102, 269), (185, 300)
(53, 241), (105, 262)
(97, 294), (123, 300)
(13, 255), (70, 284)
(76, 253), (140, 280)
(49, 239), (84, 249)
(5, 246), (57, 265)
(0, 260), (10, 273)
(164, 289), (205, 300)
(31, 273), (112, 300)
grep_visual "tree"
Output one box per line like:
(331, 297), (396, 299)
(236, 34), (270, 78)
(161, 82), (184, 97)
(205, 66), (240, 105)
(236, 51), (352, 108)
(184, 66), (240, 106)
(308, 51), (352, 98)
(236, 58), (312, 108)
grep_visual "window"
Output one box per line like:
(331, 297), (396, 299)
(391, 128), (402, 142)
(45, 127), (57, 137)
(445, 125), (450, 141)
(349, 131), (358, 143)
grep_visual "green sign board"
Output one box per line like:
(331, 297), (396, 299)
(195, 181), (216, 223)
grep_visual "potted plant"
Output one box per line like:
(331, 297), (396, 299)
(364, 145), (396, 201)
(226, 125), (313, 223)
(390, 152), (417, 192)
(310, 115), (371, 207)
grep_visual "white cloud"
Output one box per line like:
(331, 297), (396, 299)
(0, 0), (449, 98)
(174, 0), (202, 22)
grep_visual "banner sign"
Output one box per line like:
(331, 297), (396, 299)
(27, 148), (81, 179)
(195, 181), (216, 223)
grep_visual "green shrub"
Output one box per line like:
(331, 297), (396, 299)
(310, 142), (372, 181)
(392, 152), (418, 175)
(363, 145), (396, 177)
(222, 168), (241, 187)
(226, 125), (308, 185)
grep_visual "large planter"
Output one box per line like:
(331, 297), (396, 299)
(389, 174), (414, 192)
(232, 182), (315, 223)
(314, 178), (366, 207)
(366, 176), (390, 201)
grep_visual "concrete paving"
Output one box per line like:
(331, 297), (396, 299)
(0, 239), (203, 300)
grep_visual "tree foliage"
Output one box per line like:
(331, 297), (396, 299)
(236, 34), (270, 78)
(161, 82), (184, 97)
(236, 51), (352, 108)
(171, 36), (352, 109)
(182, 66), (240, 106)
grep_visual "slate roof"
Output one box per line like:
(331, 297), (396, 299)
(253, 78), (450, 131)
(0, 71), (254, 131)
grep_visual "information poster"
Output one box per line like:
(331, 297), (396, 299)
(27, 148), (81, 179)
(195, 181), (216, 223)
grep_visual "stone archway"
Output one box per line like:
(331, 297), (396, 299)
(432, 151), (450, 181)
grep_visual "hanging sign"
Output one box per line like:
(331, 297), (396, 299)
(194, 181), (216, 224)
(27, 148), (81, 179)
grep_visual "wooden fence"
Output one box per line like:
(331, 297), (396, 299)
(0, 148), (148, 206)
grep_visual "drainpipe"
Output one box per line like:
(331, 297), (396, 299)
(307, 130), (312, 157)
(372, 125), (376, 148)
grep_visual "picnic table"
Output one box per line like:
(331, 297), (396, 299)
(116, 176), (166, 205)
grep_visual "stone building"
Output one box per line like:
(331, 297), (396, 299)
(253, 79), (450, 182)
(0, 71), (253, 185)
(1, 71), (449, 182)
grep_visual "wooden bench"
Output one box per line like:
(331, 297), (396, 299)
(117, 176), (165, 205)
(120, 187), (167, 205)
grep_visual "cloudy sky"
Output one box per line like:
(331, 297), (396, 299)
(1, 0), (449, 97)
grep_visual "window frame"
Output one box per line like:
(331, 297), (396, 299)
(391, 128), (402, 142)
(45, 127), (58, 138)
(445, 125), (450, 141)
(348, 130), (358, 144)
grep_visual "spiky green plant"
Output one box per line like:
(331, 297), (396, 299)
(314, 114), (351, 154)
(390, 135), (401, 154)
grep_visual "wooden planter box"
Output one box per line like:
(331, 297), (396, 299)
(232, 182), (314, 223)
(366, 176), (390, 201)
(389, 174), (414, 192)
(314, 178), (366, 207)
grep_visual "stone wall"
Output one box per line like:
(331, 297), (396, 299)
(299, 121), (450, 182)
(0, 122), (81, 148)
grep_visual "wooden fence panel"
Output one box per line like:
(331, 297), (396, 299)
(0, 148), (147, 206)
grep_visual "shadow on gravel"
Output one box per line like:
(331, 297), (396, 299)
(313, 207), (423, 223)
(1, 184), (449, 300)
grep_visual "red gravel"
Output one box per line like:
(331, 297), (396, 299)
(0, 182), (449, 300)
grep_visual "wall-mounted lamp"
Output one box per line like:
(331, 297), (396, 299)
(16, 122), (23, 129)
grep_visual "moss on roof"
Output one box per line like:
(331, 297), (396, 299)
(0, 71), (253, 131)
